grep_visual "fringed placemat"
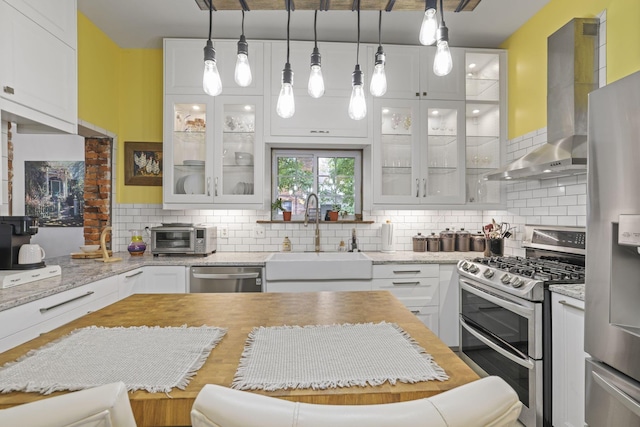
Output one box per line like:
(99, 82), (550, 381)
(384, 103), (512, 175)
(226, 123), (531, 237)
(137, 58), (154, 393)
(0, 325), (227, 395)
(232, 321), (448, 391)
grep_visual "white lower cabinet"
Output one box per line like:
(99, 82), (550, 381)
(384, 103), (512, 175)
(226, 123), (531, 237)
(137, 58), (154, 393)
(438, 265), (458, 347)
(0, 276), (118, 353)
(372, 264), (440, 335)
(118, 266), (187, 297)
(551, 292), (587, 427)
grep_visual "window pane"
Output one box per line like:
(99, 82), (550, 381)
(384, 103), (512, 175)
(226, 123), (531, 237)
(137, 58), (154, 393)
(318, 157), (355, 215)
(275, 156), (313, 216)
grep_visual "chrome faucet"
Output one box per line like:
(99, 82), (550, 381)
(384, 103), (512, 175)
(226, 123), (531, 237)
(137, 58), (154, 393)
(304, 193), (321, 252)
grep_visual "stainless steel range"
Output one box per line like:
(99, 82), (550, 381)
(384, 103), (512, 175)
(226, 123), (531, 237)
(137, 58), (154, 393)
(457, 224), (586, 427)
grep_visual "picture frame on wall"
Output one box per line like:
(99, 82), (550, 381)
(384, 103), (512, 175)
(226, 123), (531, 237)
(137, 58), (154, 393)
(124, 141), (163, 186)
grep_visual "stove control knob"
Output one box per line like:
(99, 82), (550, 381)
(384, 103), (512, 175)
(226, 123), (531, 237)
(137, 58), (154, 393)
(461, 261), (470, 271)
(500, 273), (512, 284)
(511, 277), (522, 287)
(483, 269), (494, 279)
(469, 265), (480, 274)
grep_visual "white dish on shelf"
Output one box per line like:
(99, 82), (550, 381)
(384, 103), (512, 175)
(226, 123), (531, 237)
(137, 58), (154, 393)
(184, 174), (204, 194)
(183, 159), (205, 166)
(175, 176), (187, 194)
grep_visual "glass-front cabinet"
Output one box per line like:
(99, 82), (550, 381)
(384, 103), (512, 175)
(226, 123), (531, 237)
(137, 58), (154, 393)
(164, 95), (213, 204)
(373, 99), (465, 205)
(163, 94), (262, 207)
(465, 51), (505, 205)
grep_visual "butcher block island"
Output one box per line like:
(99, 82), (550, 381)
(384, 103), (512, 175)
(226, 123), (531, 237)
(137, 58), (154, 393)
(0, 291), (479, 427)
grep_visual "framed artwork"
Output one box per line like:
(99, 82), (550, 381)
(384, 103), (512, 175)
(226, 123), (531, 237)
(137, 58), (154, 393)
(24, 161), (85, 227)
(124, 142), (163, 186)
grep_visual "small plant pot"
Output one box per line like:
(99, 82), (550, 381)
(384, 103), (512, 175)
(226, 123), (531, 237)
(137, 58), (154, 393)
(328, 211), (339, 221)
(282, 211), (292, 221)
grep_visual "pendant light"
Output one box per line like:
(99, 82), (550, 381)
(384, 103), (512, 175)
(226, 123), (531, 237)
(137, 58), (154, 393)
(433, 0), (453, 76)
(348, 0), (366, 121)
(370, 11), (387, 97)
(202, 0), (222, 96)
(276, 6), (295, 118)
(307, 10), (325, 98)
(234, 10), (252, 87)
(419, 0), (438, 46)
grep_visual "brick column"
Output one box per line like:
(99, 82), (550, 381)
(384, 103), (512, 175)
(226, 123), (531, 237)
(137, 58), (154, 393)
(84, 138), (112, 246)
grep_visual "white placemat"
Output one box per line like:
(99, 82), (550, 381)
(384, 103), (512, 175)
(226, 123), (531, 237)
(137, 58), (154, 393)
(0, 325), (227, 395)
(232, 321), (448, 391)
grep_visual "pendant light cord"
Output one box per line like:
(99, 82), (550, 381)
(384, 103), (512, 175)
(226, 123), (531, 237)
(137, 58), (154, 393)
(241, 10), (245, 36)
(286, 7), (291, 63)
(378, 10), (382, 47)
(314, 10), (318, 49)
(208, 0), (212, 40)
(439, 0), (446, 27)
(356, 0), (360, 65)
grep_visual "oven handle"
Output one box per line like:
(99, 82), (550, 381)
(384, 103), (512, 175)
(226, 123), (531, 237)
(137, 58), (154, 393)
(460, 318), (534, 370)
(460, 280), (535, 320)
(192, 272), (260, 280)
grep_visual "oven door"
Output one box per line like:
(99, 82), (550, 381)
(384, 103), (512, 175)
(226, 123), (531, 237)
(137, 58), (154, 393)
(152, 228), (195, 254)
(459, 279), (543, 427)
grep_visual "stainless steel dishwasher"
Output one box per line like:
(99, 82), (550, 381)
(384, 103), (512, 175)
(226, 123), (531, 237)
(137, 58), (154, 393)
(189, 266), (263, 293)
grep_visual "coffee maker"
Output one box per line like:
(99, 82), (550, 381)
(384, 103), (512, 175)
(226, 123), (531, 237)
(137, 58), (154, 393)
(0, 216), (40, 269)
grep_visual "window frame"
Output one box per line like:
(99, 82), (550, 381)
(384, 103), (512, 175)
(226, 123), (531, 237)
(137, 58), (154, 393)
(271, 149), (363, 220)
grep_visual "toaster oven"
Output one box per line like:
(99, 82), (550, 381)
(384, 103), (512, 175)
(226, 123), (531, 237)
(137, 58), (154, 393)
(151, 224), (217, 256)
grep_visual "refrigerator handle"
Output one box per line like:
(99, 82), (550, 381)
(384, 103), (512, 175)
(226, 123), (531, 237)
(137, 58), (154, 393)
(592, 371), (640, 418)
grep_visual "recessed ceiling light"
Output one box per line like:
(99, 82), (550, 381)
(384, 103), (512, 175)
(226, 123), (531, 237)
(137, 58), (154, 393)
(431, 110), (439, 115)
(543, 169), (552, 173)
(244, 105), (252, 111)
(468, 63), (477, 69)
(467, 72), (474, 77)
(382, 108), (390, 114)
(472, 109), (480, 114)
(505, 176), (512, 180)
(192, 105), (200, 110)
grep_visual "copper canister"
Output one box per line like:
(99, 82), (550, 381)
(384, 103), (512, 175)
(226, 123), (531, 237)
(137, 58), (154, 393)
(426, 232), (440, 252)
(412, 233), (427, 252)
(470, 232), (486, 252)
(455, 228), (471, 252)
(439, 228), (456, 252)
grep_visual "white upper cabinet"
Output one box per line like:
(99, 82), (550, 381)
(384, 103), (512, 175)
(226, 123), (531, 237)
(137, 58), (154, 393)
(267, 41), (369, 140)
(371, 45), (465, 100)
(164, 38), (264, 96)
(0, 0), (77, 134)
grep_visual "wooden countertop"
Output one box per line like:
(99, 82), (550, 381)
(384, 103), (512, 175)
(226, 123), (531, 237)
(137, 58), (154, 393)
(0, 291), (479, 426)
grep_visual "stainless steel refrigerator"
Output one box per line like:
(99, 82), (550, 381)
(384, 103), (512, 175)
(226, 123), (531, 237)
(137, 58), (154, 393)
(586, 70), (640, 426)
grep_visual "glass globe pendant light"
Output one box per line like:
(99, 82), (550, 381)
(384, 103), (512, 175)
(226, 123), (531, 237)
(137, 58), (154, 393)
(307, 10), (325, 98)
(234, 10), (252, 87)
(202, 0), (222, 96)
(348, 1), (366, 120)
(370, 11), (387, 97)
(419, 0), (438, 46)
(276, 7), (295, 118)
(433, 0), (453, 77)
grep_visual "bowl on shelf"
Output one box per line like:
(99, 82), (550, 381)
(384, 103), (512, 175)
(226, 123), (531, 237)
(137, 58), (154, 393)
(235, 152), (253, 166)
(80, 245), (100, 253)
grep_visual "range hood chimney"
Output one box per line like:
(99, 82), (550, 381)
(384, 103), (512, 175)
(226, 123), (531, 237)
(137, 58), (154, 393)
(487, 18), (599, 181)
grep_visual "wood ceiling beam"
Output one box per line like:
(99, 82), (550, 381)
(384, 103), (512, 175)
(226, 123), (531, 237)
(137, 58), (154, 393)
(195, 0), (481, 11)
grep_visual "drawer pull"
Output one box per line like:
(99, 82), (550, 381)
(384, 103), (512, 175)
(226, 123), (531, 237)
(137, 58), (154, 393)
(558, 299), (584, 311)
(39, 291), (95, 313)
(125, 271), (144, 279)
(3, 86), (14, 95)
(410, 310), (420, 314)
(392, 281), (420, 286)
(393, 270), (421, 274)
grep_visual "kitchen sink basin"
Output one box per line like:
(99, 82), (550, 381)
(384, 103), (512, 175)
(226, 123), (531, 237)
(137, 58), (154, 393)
(265, 252), (373, 281)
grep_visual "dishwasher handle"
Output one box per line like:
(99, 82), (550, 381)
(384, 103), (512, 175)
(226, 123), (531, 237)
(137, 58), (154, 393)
(191, 272), (260, 280)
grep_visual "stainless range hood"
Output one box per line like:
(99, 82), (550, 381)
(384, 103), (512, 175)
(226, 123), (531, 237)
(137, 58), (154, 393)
(486, 18), (599, 181)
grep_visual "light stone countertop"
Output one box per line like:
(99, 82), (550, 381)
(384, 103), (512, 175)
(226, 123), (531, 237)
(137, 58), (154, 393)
(0, 251), (477, 312)
(548, 284), (585, 301)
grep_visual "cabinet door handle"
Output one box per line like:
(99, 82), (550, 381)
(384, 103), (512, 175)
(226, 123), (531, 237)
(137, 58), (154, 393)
(558, 299), (584, 311)
(416, 179), (420, 197)
(39, 291), (94, 313)
(125, 270), (144, 279)
(215, 177), (219, 196)
(207, 177), (211, 196)
(3, 86), (14, 95)
(393, 270), (421, 274)
(422, 91), (427, 96)
(415, 92), (420, 97)
(410, 309), (420, 314)
(423, 178), (427, 198)
(392, 281), (421, 286)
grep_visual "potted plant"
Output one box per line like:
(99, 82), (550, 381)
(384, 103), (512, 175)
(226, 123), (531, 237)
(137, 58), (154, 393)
(328, 204), (340, 221)
(271, 198), (291, 221)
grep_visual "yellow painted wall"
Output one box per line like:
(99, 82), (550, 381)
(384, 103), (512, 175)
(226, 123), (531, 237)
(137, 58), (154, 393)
(501, 0), (640, 139)
(78, 12), (164, 204)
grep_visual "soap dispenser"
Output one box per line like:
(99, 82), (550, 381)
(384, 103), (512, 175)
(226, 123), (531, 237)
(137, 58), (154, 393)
(349, 228), (359, 252)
